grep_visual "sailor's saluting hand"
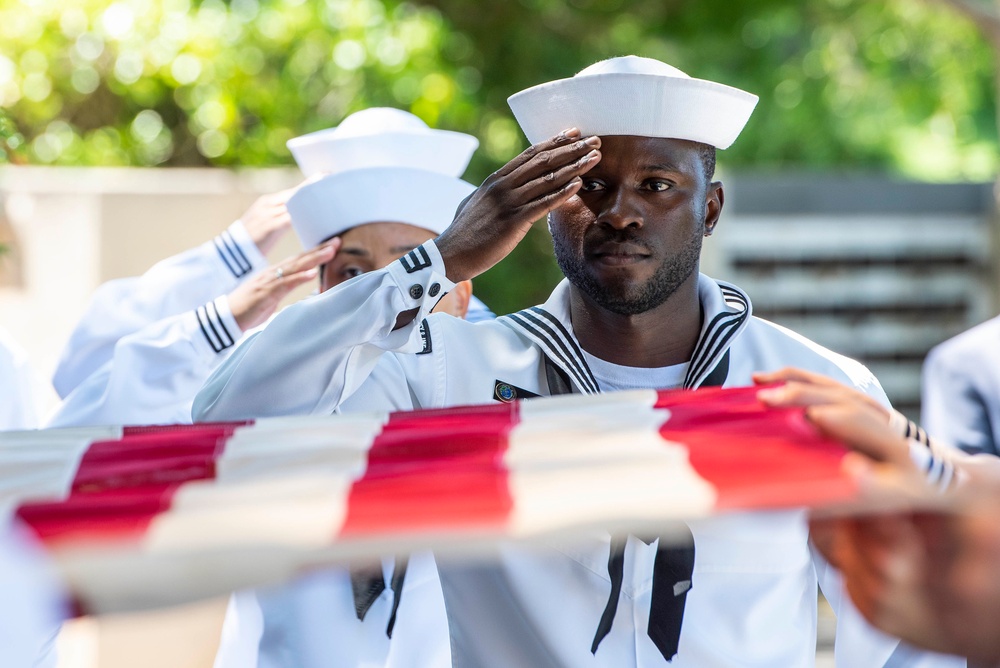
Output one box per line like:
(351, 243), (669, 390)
(228, 240), (338, 332)
(435, 128), (601, 283)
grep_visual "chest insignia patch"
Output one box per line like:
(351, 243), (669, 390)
(493, 380), (539, 403)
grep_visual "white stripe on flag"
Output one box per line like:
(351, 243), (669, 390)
(217, 414), (385, 482)
(144, 474), (356, 551)
(145, 415), (386, 552)
(508, 390), (717, 536)
(0, 428), (112, 512)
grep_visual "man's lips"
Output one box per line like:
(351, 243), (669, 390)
(590, 243), (650, 265)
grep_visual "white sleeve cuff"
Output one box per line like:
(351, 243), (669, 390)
(385, 240), (456, 308)
(193, 296), (243, 357)
(890, 410), (959, 491)
(378, 240), (455, 353)
(213, 221), (268, 279)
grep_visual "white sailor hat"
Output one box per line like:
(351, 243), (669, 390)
(287, 107), (479, 178)
(287, 166), (476, 249)
(507, 56), (758, 149)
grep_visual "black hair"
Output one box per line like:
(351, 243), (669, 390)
(316, 232), (342, 286)
(698, 142), (717, 183)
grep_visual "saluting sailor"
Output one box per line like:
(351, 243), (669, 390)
(47, 108), (487, 666)
(51, 185), (300, 402)
(45, 202), (330, 427)
(47, 108), (493, 429)
(211, 108), (486, 668)
(195, 58), (961, 667)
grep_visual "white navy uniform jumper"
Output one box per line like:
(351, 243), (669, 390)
(195, 240), (965, 668)
(51, 221), (266, 402)
(46, 220), (487, 666)
(48, 218), (494, 429)
(43, 227), (456, 668)
(0, 331), (64, 664)
(41, 215), (469, 665)
(0, 326), (45, 430)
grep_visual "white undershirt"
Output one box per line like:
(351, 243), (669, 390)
(581, 350), (689, 392)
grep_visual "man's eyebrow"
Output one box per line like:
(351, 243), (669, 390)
(644, 162), (684, 173)
(390, 244), (419, 254)
(339, 246), (371, 257)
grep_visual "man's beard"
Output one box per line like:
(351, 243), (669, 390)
(552, 229), (703, 316)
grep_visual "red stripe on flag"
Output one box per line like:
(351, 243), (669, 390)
(17, 484), (180, 545)
(656, 385), (855, 509)
(340, 403), (517, 536)
(73, 432), (226, 492)
(122, 422), (250, 436)
(19, 424), (241, 545)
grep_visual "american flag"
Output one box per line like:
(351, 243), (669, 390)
(1, 385), (853, 615)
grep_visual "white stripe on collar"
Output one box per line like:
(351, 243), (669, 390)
(500, 276), (752, 394)
(684, 279), (751, 389)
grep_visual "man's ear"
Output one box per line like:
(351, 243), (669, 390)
(704, 181), (724, 237)
(452, 279), (473, 319)
(431, 280), (473, 318)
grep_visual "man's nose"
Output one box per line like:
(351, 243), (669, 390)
(597, 188), (643, 230)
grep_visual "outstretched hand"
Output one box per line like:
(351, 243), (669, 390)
(755, 368), (1000, 663)
(435, 128), (601, 282)
(754, 367), (909, 467)
(228, 240), (338, 331)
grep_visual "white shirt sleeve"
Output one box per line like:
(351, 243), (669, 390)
(193, 240), (454, 422)
(0, 327), (46, 430)
(52, 221), (266, 399)
(0, 523), (67, 668)
(47, 296), (243, 428)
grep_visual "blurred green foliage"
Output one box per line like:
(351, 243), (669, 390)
(0, 0), (996, 311)
(0, 0), (480, 167)
(1, 110), (15, 257)
(0, 108), (22, 164)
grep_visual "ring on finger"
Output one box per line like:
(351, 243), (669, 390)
(274, 267), (284, 279)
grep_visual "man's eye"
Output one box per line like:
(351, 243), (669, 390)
(646, 180), (671, 192)
(341, 267), (364, 279)
(580, 179), (604, 192)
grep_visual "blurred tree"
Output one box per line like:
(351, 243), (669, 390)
(922, 0), (999, 179)
(0, 0), (479, 167)
(0, 109), (17, 258)
(0, 0), (996, 311)
(420, 0), (998, 180)
(0, 108), (25, 165)
(416, 0), (1000, 309)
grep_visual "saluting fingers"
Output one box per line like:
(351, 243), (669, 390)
(514, 147), (601, 203)
(271, 239), (339, 285)
(509, 135), (601, 187)
(494, 128), (583, 178)
(513, 176), (586, 228)
(231, 242), (339, 331)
